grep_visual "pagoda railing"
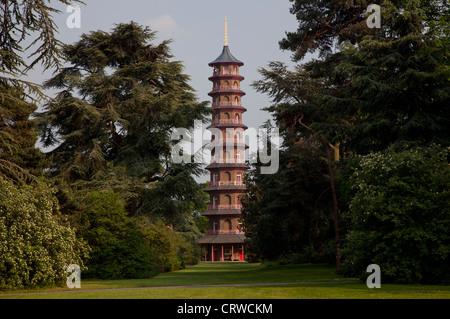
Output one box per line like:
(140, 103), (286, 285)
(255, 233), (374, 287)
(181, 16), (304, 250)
(207, 204), (242, 210)
(212, 101), (242, 107)
(212, 85), (240, 91)
(208, 181), (243, 186)
(206, 229), (244, 235)
(212, 70), (240, 76)
(211, 119), (243, 124)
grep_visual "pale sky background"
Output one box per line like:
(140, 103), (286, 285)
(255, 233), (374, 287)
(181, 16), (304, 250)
(26, 0), (309, 181)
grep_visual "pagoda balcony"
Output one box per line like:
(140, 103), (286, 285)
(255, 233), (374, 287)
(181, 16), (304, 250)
(207, 204), (242, 210)
(212, 70), (240, 76)
(211, 118), (243, 125)
(208, 181), (244, 186)
(212, 85), (240, 91)
(205, 229), (244, 235)
(212, 101), (242, 107)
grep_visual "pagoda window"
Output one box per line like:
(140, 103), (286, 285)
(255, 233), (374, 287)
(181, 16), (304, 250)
(225, 171), (231, 181)
(234, 96), (239, 103)
(224, 112), (230, 119)
(237, 172), (242, 184)
(213, 220), (219, 232)
(235, 113), (240, 121)
(225, 194), (232, 205)
(224, 219), (232, 231)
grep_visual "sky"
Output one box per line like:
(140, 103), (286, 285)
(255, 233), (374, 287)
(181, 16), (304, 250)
(29, 0), (301, 127)
(26, 0), (305, 181)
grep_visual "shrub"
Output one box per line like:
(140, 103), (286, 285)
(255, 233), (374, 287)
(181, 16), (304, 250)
(137, 217), (197, 272)
(342, 145), (450, 284)
(80, 190), (197, 279)
(80, 190), (157, 279)
(0, 178), (88, 290)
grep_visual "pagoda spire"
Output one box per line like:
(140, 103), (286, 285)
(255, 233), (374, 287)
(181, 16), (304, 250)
(224, 16), (228, 46)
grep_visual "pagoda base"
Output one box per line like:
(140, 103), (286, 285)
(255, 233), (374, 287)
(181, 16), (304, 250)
(197, 241), (246, 262)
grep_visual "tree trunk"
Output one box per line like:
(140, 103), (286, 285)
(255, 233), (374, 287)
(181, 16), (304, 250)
(326, 145), (342, 272)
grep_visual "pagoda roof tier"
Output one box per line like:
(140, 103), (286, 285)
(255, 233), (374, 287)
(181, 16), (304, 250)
(205, 141), (249, 150)
(206, 123), (248, 130)
(211, 105), (247, 112)
(208, 89), (246, 97)
(202, 208), (242, 216)
(205, 162), (249, 170)
(204, 184), (246, 192)
(208, 46), (244, 66)
(196, 233), (245, 244)
(208, 74), (244, 82)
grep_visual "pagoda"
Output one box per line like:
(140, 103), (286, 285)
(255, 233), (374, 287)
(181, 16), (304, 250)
(197, 18), (248, 261)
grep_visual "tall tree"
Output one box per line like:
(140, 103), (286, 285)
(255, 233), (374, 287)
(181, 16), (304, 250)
(39, 22), (210, 227)
(246, 0), (449, 270)
(0, 0), (83, 99)
(0, 0), (82, 181)
(318, 1), (450, 154)
(0, 85), (47, 181)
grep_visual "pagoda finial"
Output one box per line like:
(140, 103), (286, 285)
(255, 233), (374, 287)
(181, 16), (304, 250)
(224, 16), (228, 46)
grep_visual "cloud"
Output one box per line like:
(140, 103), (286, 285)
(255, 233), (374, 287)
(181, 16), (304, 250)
(146, 14), (186, 40)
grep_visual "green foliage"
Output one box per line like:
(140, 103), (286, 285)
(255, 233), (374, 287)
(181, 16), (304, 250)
(38, 22), (209, 224)
(241, 138), (335, 262)
(138, 218), (197, 272)
(248, 2), (449, 282)
(79, 190), (198, 279)
(280, 0), (378, 61)
(0, 178), (88, 290)
(80, 190), (155, 279)
(34, 22), (209, 279)
(319, 1), (450, 154)
(342, 145), (450, 284)
(0, 84), (47, 182)
(0, 0), (84, 101)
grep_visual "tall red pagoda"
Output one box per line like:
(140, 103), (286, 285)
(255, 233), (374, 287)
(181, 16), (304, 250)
(197, 18), (248, 261)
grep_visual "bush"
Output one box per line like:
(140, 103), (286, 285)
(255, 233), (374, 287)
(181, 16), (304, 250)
(80, 190), (157, 279)
(0, 178), (88, 290)
(342, 145), (450, 284)
(80, 190), (198, 279)
(137, 217), (197, 272)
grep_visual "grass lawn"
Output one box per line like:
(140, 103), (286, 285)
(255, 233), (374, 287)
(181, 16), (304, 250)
(1, 262), (449, 299)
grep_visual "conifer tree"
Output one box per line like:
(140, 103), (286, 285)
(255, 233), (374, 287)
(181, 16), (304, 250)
(0, 0), (82, 181)
(39, 22), (210, 226)
(245, 0), (449, 269)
